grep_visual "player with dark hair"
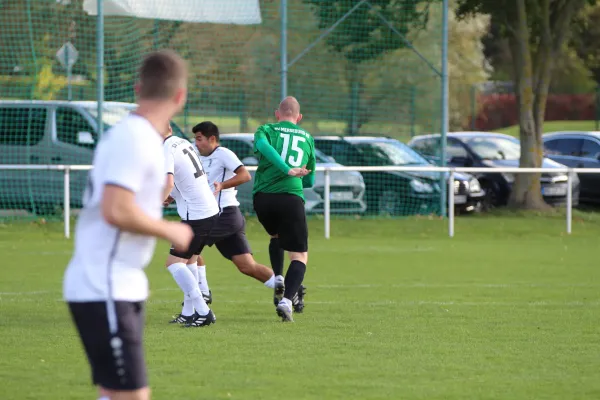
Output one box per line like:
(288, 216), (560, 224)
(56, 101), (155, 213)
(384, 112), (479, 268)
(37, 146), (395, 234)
(252, 96), (315, 322)
(183, 121), (283, 300)
(63, 49), (193, 400)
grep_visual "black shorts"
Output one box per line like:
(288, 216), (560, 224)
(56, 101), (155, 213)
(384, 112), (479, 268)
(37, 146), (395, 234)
(169, 214), (218, 259)
(253, 192), (308, 252)
(194, 207), (251, 260)
(68, 301), (147, 391)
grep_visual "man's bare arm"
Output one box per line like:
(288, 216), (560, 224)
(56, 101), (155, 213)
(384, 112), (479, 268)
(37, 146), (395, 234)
(102, 184), (191, 250)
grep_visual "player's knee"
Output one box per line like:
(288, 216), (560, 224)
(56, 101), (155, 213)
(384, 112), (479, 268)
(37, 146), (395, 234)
(289, 251), (308, 265)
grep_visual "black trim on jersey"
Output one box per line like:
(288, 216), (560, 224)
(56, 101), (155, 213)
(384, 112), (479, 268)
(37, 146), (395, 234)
(217, 169), (226, 215)
(206, 146), (220, 157)
(166, 172), (174, 175)
(105, 230), (122, 336)
(163, 135), (173, 143)
(233, 164), (244, 173)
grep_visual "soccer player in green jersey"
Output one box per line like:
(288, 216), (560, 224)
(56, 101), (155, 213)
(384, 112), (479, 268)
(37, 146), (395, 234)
(252, 96), (316, 322)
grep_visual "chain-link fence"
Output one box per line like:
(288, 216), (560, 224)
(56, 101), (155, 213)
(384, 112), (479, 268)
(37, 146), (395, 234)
(0, 0), (448, 220)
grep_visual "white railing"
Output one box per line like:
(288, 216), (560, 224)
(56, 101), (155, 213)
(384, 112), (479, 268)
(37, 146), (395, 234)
(2, 164), (600, 239)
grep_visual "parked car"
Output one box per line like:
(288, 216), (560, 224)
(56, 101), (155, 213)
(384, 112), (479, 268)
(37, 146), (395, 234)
(408, 132), (580, 208)
(543, 131), (600, 204)
(313, 136), (485, 215)
(218, 133), (367, 214)
(0, 100), (188, 214)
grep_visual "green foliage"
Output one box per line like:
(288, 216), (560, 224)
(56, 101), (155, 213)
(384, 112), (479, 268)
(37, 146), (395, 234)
(302, 0), (431, 64)
(570, 2), (600, 83)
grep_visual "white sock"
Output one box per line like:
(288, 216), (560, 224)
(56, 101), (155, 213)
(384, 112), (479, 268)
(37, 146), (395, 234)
(187, 262), (199, 282)
(182, 294), (195, 316)
(183, 262), (199, 313)
(168, 263), (210, 315)
(198, 265), (210, 295)
(98, 397), (110, 400)
(264, 274), (276, 289)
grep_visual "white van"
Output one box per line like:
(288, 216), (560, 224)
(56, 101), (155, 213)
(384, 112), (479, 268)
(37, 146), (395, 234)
(0, 100), (186, 214)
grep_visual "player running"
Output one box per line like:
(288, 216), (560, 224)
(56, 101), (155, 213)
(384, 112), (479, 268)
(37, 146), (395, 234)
(185, 121), (283, 297)
(63, 50), (193, 400)
(252, 96), (315, 322)
(163, 126), (220, 328)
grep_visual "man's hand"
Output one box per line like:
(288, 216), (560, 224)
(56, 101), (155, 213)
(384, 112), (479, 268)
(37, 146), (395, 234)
(288, 165), (311, 177)
(166, 222), (194, 252)
(163, 196), (174, 207)
(213, 181), (223, 196)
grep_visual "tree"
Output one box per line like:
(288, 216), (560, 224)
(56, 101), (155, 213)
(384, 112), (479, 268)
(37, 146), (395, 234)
(570, 3), (600, 84)
(303, 0), (431, 134)
(457, 0), (593, 209)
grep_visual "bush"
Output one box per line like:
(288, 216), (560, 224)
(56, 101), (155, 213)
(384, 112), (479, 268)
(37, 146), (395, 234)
(470, 93), (596, 131)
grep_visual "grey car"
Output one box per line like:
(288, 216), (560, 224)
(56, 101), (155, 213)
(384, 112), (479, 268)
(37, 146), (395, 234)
(0, 100), (187, 214)
(218, 133), (367, 214)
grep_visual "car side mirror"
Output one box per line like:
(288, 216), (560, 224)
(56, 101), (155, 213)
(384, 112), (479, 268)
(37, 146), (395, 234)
(77, 131), (94, 145)
(242, 156), (258, 166)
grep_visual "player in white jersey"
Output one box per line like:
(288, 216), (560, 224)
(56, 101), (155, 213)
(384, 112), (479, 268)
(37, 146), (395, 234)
(162, 126), (221, 328)
(63, 50), (192, 400)
(186, 122), (283, 296)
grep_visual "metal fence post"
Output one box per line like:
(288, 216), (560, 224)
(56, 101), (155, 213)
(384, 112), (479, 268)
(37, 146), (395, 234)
(567, 169), (573, 235)
(96, 0), (105, 137)
(64, 167), (71, 239)
(324, 168), (331, 239)
(280, 0), (288, 100)
(439, 0), (450, 218)
(448, 170), (454, 238)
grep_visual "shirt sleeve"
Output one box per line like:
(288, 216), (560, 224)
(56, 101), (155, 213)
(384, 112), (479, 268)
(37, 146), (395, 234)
(255, 137), (291, 175)
(164, 146), (175, 175)
(102, 132), (152, 193)
(221, 148), (243, 173)
(302, 141), (317, 188)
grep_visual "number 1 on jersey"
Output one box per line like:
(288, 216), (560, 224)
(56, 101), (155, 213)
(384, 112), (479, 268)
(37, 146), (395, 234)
(279, 133), (306, 167)
(182, 146), (204, 178)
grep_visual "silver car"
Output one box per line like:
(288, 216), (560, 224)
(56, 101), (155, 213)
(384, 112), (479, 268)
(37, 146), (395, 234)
(218, 133), (367, 214)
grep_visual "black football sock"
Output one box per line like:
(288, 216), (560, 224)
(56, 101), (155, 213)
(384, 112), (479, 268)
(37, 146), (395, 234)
(283, 260), (306, 301)
(269, 238), (285, 276)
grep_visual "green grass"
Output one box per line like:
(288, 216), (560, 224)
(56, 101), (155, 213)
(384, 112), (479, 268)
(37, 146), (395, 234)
(495, 120), (600, 137)
(1, 214), (600, 399)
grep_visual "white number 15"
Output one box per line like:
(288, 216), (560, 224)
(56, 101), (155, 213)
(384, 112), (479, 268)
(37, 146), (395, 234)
(280, 133), (306, 167)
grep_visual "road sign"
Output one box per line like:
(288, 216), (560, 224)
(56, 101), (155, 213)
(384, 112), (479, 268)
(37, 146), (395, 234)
(56, 42), (78, 69)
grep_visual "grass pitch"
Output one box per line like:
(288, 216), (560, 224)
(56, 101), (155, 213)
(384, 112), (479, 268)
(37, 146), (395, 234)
(1, 213), (599, 399)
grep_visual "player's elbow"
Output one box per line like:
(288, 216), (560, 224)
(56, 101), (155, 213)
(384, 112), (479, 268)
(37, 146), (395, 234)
(239, 169), (252, 184)
(101, 186), (134, 227)
(102, 201), (126, 227)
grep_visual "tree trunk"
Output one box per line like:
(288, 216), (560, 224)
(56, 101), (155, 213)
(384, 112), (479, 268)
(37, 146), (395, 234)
(508, 0), (585, 209)
(508, 0), (547, 209)
(346, 63), (361, 135)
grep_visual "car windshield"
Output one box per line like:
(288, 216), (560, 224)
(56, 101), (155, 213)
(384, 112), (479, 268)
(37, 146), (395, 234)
(353, 140), (428, 166)
(463, 136), (521, 160)
(83, 104), (135, 130)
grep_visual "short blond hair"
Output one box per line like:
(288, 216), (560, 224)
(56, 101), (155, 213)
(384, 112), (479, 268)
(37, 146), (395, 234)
(137, 49), (187, 100)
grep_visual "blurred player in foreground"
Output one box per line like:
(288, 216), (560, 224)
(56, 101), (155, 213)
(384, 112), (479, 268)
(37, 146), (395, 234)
(63, 50), (192, 400)
(252, 96), (315, 322)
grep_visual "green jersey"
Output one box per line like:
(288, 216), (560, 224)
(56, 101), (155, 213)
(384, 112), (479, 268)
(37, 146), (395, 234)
(252, 121), (316, 199)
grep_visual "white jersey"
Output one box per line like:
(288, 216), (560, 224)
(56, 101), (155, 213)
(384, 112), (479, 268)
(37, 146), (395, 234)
(63, 114), (165, 303)
(164, 135), (219, 220)
(200, 146), (244, 209)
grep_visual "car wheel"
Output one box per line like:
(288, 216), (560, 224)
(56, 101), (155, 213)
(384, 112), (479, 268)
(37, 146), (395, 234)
(481, 182), (498, 211)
